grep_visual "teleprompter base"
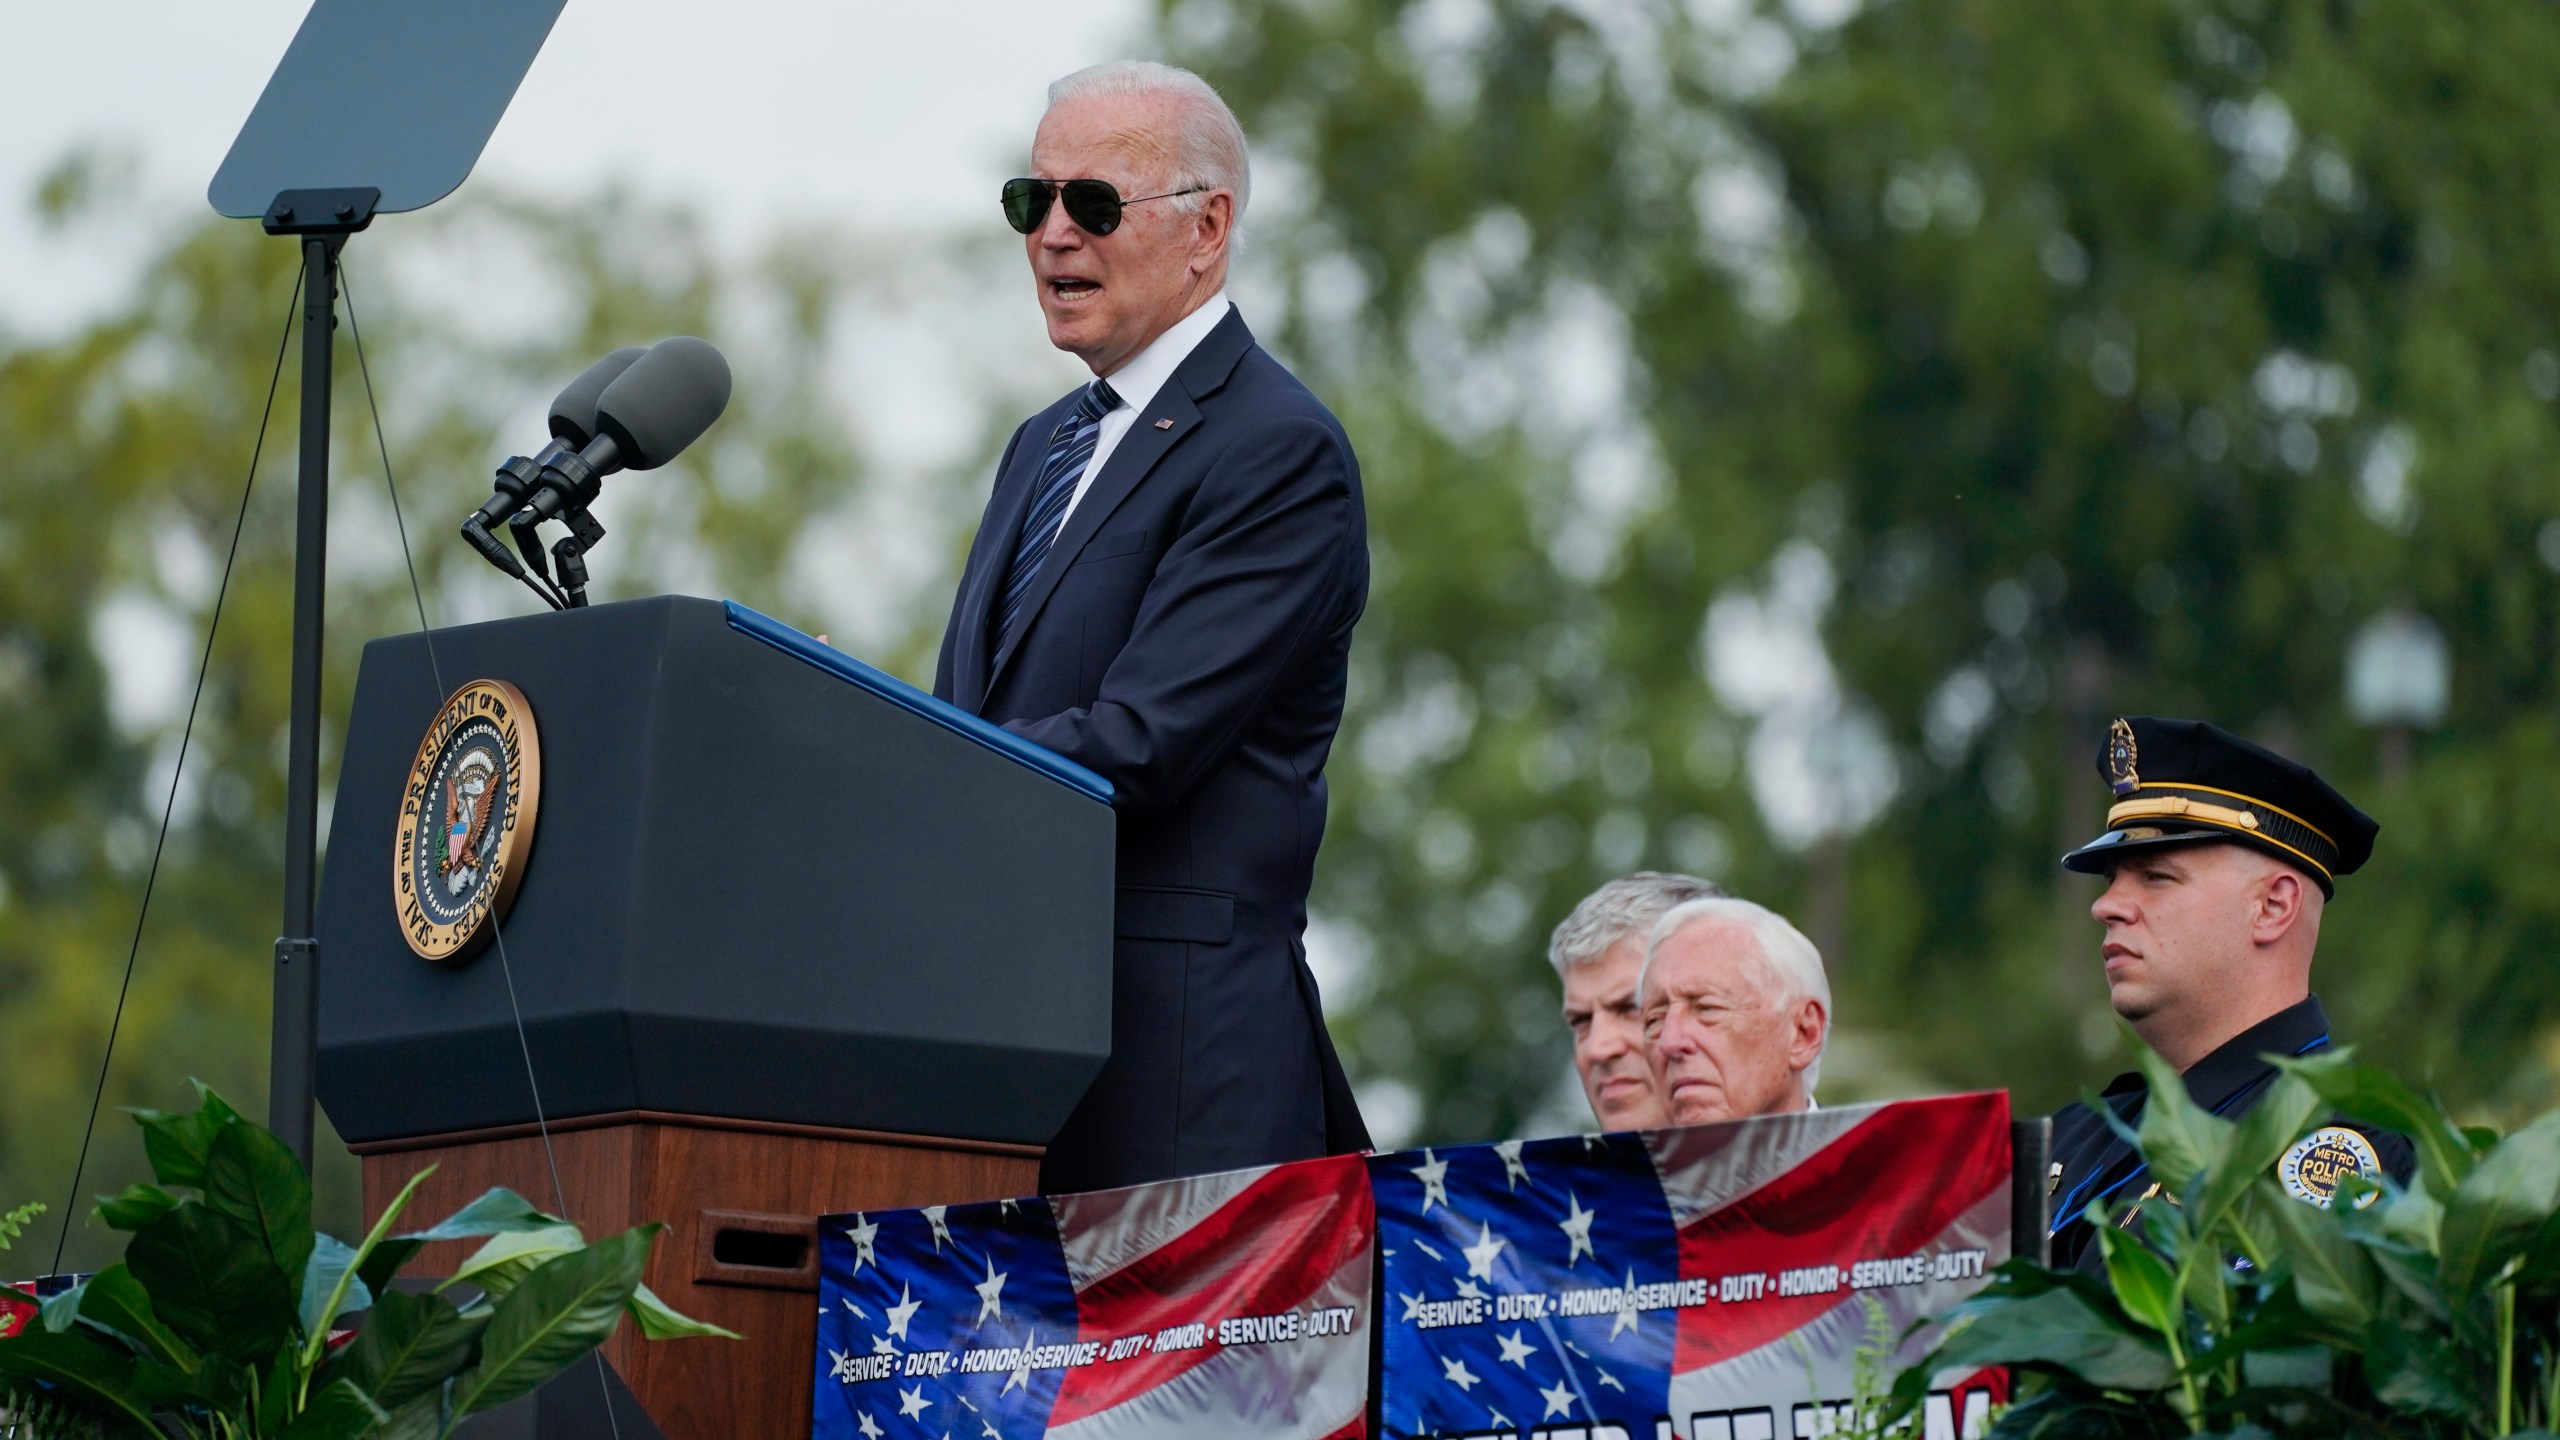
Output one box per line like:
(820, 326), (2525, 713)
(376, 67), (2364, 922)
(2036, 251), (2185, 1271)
(356, 1111), (1041, 1440)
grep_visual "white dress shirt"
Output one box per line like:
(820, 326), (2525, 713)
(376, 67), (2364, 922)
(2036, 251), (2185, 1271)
(1052, 291), (1232, 537)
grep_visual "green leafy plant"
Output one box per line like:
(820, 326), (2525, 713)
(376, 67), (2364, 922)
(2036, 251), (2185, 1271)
(0, 1084), (736, 1438)
(1893, 1044), (2559, 1437)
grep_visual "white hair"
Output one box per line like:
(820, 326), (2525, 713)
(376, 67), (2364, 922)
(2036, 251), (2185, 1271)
(1642, 896), (1833, 1098)
(1547, 872), (1725, 976)
(1046, 61), (1251, 227)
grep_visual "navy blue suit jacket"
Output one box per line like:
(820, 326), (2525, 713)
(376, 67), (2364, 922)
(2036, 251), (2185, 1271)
(934, 308), (1371, 1193)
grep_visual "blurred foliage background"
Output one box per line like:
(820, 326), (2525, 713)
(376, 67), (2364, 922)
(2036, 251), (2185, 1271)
(3, 0), (2556, 1260)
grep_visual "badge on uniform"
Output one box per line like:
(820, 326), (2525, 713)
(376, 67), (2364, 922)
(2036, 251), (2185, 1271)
(2279, 1126), (2384, 1208)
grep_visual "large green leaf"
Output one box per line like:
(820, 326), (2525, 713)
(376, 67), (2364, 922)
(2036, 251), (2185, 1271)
(359, 1238), (427, 1301)
(2198, 1073), (2322, 1240)
(2097, 1228), (2178, 1336)
(124, 1201), (297, 1363)
(128, 1083), (243, 1190)
(301, 1233), (375, 1337)
(1907, 1280), (2174, 1393)
(442, 1225), (587, 1303)
(74, 1265), (196, 1373)
(626, 1283), (741, 1342)
(2278, 1054), (2475, 1197)
(449, 1226), (654, 1417)
(204, 1116), (316, 1288)
(2256, 1180), (2378, 1333)
(280, 1376), (391, 1440)
(376, 1389), (445, 1440)
(92, 1184), (180, 1232)
(2132, 1045), (2228, 1198)
(2437, 1109), (2560, 1297)
(401, 1189), (568, 1243)
(339, 1288), (487, 1409)
(0, 1327), (162, 1434)
(2364, 1316), (2480, 1418)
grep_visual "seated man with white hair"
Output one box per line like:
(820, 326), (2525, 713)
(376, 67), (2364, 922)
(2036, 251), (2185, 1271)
(1547, 872), (1726, 1131)
(1639, 897), (1831, 1125)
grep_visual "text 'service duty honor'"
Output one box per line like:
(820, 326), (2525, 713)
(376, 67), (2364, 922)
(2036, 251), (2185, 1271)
(395, 679), (541, 962)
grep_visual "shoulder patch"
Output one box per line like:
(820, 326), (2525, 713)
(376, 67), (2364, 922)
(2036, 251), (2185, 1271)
(2280, 1126), (2383, 1208)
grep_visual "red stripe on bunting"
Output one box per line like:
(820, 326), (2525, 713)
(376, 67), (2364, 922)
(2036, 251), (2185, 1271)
(1050, 1153), (1374, 1428)
(1673, 1091), (2011, 1374)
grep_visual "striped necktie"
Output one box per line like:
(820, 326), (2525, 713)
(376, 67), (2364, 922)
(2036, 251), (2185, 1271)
(995, 379), (1119, 650)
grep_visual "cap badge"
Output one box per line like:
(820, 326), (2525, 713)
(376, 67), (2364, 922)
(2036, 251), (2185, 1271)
(2106, 718), (2141, 796)
(2280, 1126), (2383, 1208)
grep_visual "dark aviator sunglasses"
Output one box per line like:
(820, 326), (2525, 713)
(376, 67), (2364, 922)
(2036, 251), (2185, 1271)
(1002, 177), (1206, 237)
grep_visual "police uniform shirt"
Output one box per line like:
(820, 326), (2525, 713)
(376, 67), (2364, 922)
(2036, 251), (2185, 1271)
(2046, 994), (2413, 1273)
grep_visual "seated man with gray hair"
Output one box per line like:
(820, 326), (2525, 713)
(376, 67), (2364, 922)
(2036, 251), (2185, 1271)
(1547, 872), (1726, 1131)
(1640, 897), (1831, 1125)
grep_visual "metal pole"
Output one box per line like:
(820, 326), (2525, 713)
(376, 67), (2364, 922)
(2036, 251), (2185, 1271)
(271, 233), (337, 1170)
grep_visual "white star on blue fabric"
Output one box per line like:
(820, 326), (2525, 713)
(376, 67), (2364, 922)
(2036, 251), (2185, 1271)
(1540, 1378), (1578, 1419)
(924, 1206), (952, 1251)
(1442, 1354), (1481, 1392)
(1559, 1192), (1596, 1267)
(856, 1410), (884, 1440)
(1410, 1150), (1450, 1212)
(840, 1297), (869, 1320)
(1004, 1329), (1036, 1395)
(827, 1349), (859, 1382)
(1596, 1366), (1625, 1391)
(1462, 1221), (1506, 1281)
(975, 1255), (1009, 1323)
(871, 1335), (896, 1357)
(1455, 1278), (1486, 1301)
(1496, 1330), (1535, 1368)
(1610, 1268), (1642, 1341)
(885, 1283), (922, 1340)
(1400, 1291), (1428, 1323)
(1494, 1139), (1530, 1189)
(845, 1214), (879, 1272)
(897, 1385), (932, 1420)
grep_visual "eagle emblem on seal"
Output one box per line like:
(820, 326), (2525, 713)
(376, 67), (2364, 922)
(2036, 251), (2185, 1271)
(395, 679), (542, 963)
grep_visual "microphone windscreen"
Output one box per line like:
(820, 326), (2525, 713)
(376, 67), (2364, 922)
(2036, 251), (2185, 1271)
(548, 347), (649, 445)
(593, 337), (733, 470)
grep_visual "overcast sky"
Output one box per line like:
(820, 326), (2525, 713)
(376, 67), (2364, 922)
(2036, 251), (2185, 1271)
(2, 1), (1147, 335)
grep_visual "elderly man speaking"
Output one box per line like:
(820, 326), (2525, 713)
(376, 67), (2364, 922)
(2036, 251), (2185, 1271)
(1639, 898), (1831, 1124)
(933, 62), (1370, 1194)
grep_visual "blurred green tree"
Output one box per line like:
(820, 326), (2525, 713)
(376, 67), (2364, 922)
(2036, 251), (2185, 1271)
(1164, 0), (2560, 1142)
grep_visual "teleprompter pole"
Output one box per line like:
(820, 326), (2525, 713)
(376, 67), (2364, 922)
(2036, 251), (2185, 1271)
(264, 188), (376, 1171)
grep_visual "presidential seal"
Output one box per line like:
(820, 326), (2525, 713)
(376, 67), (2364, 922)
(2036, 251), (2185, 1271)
(394, 679), (541, 962)
(2280, 1126), (2383, 1208)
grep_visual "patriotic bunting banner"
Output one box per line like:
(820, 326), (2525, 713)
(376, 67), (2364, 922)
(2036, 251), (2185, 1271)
(1370, 1093), (2014, 1440)
(813, 1152), (1374, 1440)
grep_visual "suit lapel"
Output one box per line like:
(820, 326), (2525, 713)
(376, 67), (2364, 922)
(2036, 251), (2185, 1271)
(953, 403), (1068, 712)
(983, 309), (1259, 698)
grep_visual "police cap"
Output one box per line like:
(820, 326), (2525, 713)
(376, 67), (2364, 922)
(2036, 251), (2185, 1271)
(2059, 716), (2378, 898)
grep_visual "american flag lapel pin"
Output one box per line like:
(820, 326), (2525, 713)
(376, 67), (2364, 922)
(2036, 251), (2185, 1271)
(1154, 417), (1174, 430)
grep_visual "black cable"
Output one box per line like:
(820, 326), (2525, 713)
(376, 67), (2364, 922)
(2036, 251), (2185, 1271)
(51, 268), (305, 1276)
(342, 270), (621, 1440)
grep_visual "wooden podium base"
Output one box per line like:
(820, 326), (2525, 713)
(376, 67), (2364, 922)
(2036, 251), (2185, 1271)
(355, 1112), (1042, 1440)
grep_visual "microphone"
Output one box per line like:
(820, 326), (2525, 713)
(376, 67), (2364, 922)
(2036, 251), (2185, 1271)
(512, 336), (734, 529)
(461, 347), (647, 576)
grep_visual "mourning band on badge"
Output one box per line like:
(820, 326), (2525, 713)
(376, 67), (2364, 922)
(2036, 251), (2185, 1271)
(394, 679), (541, 963)
(2280, 1126), (2383, 1208)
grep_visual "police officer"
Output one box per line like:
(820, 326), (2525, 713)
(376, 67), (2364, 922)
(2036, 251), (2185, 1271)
(2046, 716), (2412, 1272)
